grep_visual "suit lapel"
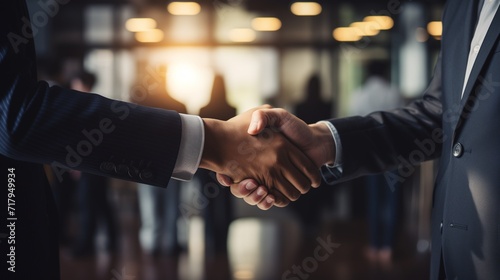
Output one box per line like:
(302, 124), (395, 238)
(457, 7), (500, 122)
(449, 0), (479, 105)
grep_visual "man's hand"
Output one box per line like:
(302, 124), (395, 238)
(248, 108), (336, 168)
(199, 107), (322, 208)
(217, 108), (336, 208)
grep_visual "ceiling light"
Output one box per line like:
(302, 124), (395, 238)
(251, 17), (282, 31)
(427, 21), (442, 37)
(167, 2), (201, 16)
(135, 29), (164, 43)
(350, 22), (380, 36)
(363, 16), (394, 30)
(333, 27), (363, 42)
(125, 18), (157, 32)
(291, 2), (322, 16)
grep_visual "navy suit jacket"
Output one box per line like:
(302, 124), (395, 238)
(0, 2), (183, 279)
(331, 1), (500, 279)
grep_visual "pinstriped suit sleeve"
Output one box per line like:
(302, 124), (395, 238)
(0, 1), (182, 188)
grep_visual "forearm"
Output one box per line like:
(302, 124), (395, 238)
(0, 82), (182, 187)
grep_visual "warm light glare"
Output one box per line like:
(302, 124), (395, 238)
(135, 29), (164, 43)
(291, 2), (322, 16)
(251, 17), (282, 31)
(125, 18), (157, 32)
(167, 62), (213, 111)
(363, 16), (394, 30)
(350, 22), (380, 36)
(167, 2), (201, 16)
(333, 27), (362, 42)
(233, 270), (254, 280)
(427, 21), (443, 37)
(229, 28), (256, 42)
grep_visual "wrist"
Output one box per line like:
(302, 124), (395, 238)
(309, 123), (336, 168)
(199, 118), (226, 173)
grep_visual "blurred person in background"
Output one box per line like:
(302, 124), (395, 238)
(134, 64), (187, 257)
(292, 74), (334, 238)
(197, 74), (237, 258)
(70, 71), (118, 258)
(349, 60), (402, 268)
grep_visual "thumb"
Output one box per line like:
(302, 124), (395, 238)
(248, 108), (290, 135)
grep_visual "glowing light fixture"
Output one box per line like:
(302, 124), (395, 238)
(135, 29), (164, 43)
(363, 16), (394, 30)
(125, 18), (157, 32)
(229, 28), (256, 42)
(167, 2), (201, 16)
(350, 21), (380, 36)
(427, 21), (442, 37)
(251, 17), (282, 31)
(333, 27), (362, 42)
(291, 2), (322, 16)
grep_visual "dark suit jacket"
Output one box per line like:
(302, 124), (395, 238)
(0, 2), (182, 279)
(331, 1), (500, 279)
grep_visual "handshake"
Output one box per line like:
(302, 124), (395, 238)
(199, 105), (336, 210)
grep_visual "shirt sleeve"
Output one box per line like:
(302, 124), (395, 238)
(171, 114), (204, 181)
(318, 121), (343, 184)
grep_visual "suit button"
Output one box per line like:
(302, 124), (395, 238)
(453, 143), (463, 158)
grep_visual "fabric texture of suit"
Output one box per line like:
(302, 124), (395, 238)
(330, 1), (500, 279)
(0, 2), (182, 279)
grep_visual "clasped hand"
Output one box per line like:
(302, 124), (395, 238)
(200, 106), (335, 210)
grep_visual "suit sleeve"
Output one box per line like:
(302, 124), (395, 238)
(0, 1), (181, 187)
(330, 55), (444, 183)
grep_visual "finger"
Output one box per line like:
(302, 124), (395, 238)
(270, 189), (291, 207)
(281, 164), (312, 195)
(257, 195), (275, 210)
(216, 173), (233, 187)
(229, 179), (259, 198)
(243, 186), (268, 205)
(287, 144), (322, 188)
(274, 172), (302, 202)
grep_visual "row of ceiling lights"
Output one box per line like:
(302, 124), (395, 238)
(126, 1), (320, 43)
(125, 1), (443, 43)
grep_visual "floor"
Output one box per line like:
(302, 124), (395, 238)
(58, 180), (431, 280)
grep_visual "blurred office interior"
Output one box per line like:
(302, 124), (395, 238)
(30, 0), (446, 279)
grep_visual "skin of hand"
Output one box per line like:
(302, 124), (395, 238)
(216, 108), (336, 208)
(199, 106), (322, 208)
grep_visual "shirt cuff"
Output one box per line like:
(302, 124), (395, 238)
(318, 121), (343, 184)
(172, 114), (204, 181)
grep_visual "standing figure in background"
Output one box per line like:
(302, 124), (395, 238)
(349, 61), (402, 267)
(135, 64), (187, 257)
(293, 74), (333, 237)
(197, 74), (236, 257)
(71, 71), (119, 257)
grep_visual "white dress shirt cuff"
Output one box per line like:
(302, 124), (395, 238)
(318, 121), (343, 184)
(172, 114), (204, 181)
